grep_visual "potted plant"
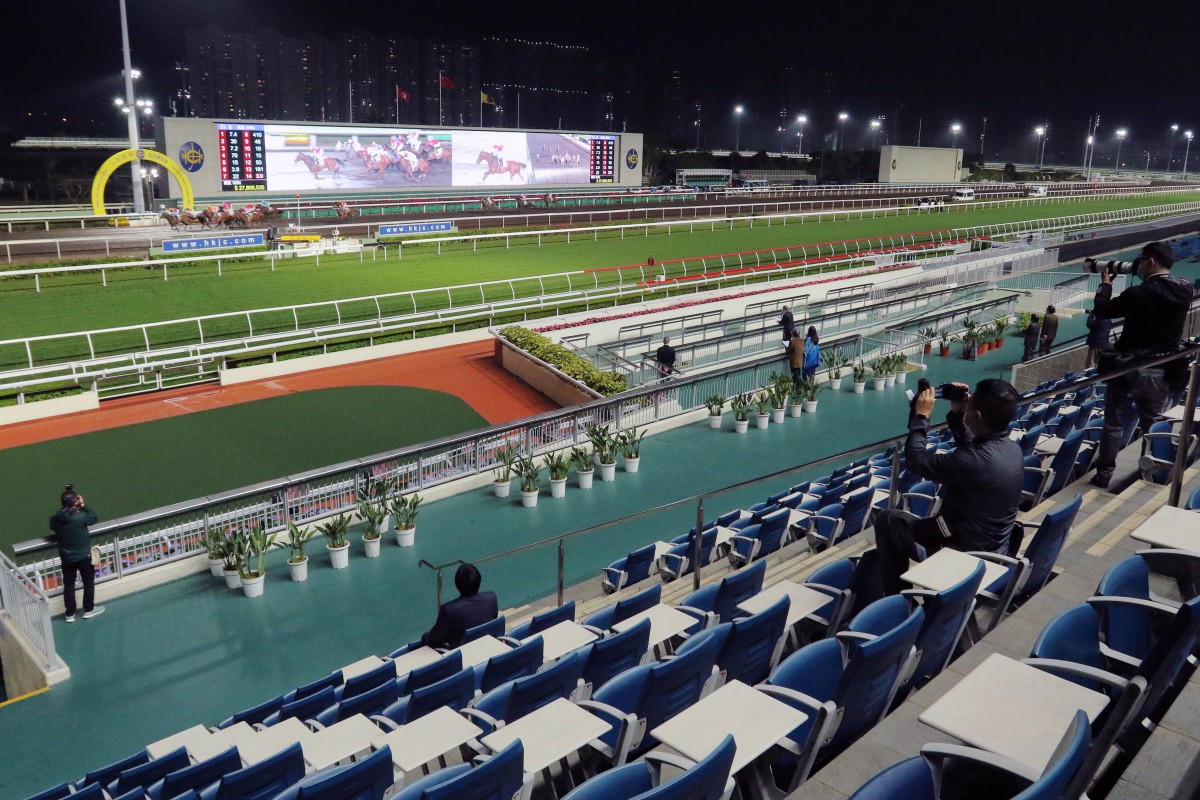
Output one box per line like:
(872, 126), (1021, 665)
(753, 390), (772, 429)
(870, 359), (888, 391)
(618, 428), (646, 472)
(730, 394), (752, 433)
(788, 382), (805, 417)
(546, 451), (570, 497)
(203, 527), (227, 578)
(318, 513), (351, 569)
(824, 353), (850, 390)
(962, 321), (979, 360)
(892, 353), (908, 384)
(799, 376), (823, 412)
(390, 492), (422, 546)
(591, 426), (618, 481)
(570, 446), (594, 489)
(515, 453), (542, 507)
(883, 355), (898, 388)
(920, 327), (938, 356)
(852, 361), (867, 393)
(938, 328), (952, 357)
(585, 423), (610, 466)
(286, 521), (317, 582)
(356, 481), (389, 558)
(768, 372), (791, 423)
(704, 394), (726, 429)
(1012, 312), (1032, 339)
(222, 530), (245, 589)
(491, 442), (520, 498)
(240, 527), (277, 598)
(992, 315), (1010, 349)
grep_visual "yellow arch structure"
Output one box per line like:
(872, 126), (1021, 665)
(91, 148), (195, 216)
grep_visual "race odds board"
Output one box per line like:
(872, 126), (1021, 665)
(216, 123), (267, 191)
(590, 135), (616, 183)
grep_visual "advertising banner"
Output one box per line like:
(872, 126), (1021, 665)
(162, 234), (265, 252)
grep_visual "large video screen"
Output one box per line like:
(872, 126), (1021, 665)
(213, 122), (617, 193)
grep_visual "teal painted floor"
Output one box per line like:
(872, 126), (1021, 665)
(2, 246), (1194, 797)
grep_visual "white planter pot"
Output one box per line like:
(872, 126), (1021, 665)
(363, 536), (382, 558)
(624, 456), (641, 474)
(896, 370), (907, 384)
(396, 525), (416, 547)
(289, 558), (309, 582)
(599, 462), (617, 481)
(885, 374), (897, 387)
(241, 574), (265, 598)
(223, 568), (242, 589)
(328, 544), (350, 570)
(873, 378), (887, 391)
(770, 408), (786, 424)
(520, 489), (539, 508)
(830, 376), (844, 390)
(708, 414), (723, 429)
(803, 400), (819, 413)
(734, 418), (749, 433)
(550, 477), (567, 498)
(789, 403), (804, 418)
(755, 413), (770, 430)
(577, 470), (594, 489)
(853, 381), (866, 394)
(207, 558), (225, 578)
(493, 480), (511, 498)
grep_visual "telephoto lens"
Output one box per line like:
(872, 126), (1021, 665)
(1083, 257), (1135, 276)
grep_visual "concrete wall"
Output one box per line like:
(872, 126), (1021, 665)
(0, 390), (98, 427)
(495, 339), (596, 408)
(0, 616), (69, 698)
(878, 145), (962, 183)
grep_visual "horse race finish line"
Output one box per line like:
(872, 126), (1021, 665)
(91, 148), (195, 215)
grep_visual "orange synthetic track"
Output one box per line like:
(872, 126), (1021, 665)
(0, 341), (558, 451)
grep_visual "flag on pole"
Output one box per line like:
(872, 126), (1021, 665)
(397, 88), (412, 102)
(440, 75), (456, 89)
(481, 91), (496, 106)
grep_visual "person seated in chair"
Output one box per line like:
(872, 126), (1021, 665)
(420, 563), (499, 649)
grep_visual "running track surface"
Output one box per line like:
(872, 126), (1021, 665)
(0, 341), (557, 451)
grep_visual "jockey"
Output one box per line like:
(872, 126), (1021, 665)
(310, 144), (325, 162)
(406, 132), (421, 151)
(349, 135), (360, 149)
(222, 201), (232, 210)
(492, 144), (504, 163)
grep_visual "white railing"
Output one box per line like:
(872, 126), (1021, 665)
(0, 550), (60, 671)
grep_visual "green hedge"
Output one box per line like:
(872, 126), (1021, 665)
(0, 384), (86, 408)
(500, 326), (628, 396)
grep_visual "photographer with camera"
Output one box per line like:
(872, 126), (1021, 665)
(1086, 242), (1194, 489)
(49, 485), (103, 622)
(864, 378), (1024, 601)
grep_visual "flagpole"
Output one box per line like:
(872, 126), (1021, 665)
(517, 91), (520, 129)
(395, 84), (399, 124)
(349, 79), (353, 124)
(438, 70), (443, 126)
(479, 90), (483, 127)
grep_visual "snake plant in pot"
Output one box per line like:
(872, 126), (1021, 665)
(240, 527), (277, 598)
(753, 390), (772, 429)
(515, 453), (543, 507)
(618, 427), (647, 473)
(545, 451), (570, 498)
(390, 492), (422, 547)
(491, 442), (520, 498)
(222, 529), (246, 589)
(768, 372), (792, 423)
(589, 424), (619, 481)
(570, 446), (594, 489)
(356, 480), (390, 558)
(286, 521), (318, 582)
(705, 394), (726, 429)
(730, 394), (752, 433)
(852, 360), (868, 393)
(203, 526), (227, 578)
(318, 513), (352, 570)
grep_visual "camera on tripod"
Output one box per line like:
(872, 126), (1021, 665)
(1083, 256), (1141, 277)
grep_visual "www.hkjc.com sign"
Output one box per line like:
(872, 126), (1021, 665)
(162, 234), (266, 253)
(378, 222), (454, 236)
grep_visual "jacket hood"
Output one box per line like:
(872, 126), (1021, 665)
(1148, 273), (1195, 308)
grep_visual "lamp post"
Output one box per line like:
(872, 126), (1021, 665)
(734, 105), (744, 152)
(1114, 129), (1127, 173)
(694, 103), (702, 149)
(1167, 124), (1179, 173)
(777, 126), (784, 155)
(117, 0), (145, 213)
(869, 119), (881, 149)
(796, 114), (807, 155)
(1034, 126), (1046, 168)
(950, 122), (962, 149)
(139, 166), (159, 209)
(837, 112), (848, 151)
(1145, 151), (1152, 172)
(1185, 131), (1194, 180)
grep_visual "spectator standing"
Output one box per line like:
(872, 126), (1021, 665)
(786, 331), (805, 386)
(421, 563), (499, 649)
(778, 305), (795, 342)
(1084, 308), (1113, 368)
(1039, 305), (1059, 357)
(49, 486), (103, 622)
(802, 326), (821, 380)
(654, 336), (676, 378)
(1088, 243), (1193, 488)
(1022, 314), (1041, 363)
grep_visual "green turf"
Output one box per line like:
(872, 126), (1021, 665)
(0, 386), (487, 554)
(0, 193), (1194, 349)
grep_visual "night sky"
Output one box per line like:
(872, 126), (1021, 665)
(6, 0), (1199, 163)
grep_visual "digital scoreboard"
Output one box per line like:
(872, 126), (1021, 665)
(590, 135), (616, 183)
(216, 123), (267, 191)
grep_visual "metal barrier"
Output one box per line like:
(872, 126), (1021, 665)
(0, 550), (60, 672)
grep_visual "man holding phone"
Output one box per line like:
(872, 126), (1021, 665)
(49, 485), (103, 622)
(865, 378), (1024, 599)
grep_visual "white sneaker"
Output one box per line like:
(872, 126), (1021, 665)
(82, 606), (106, 619)
(64, 614), (76, 623)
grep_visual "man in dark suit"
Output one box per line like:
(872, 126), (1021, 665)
(778, 305), (795, 342)
(421, 563), (499, 649)
(655, 336), (676, 378)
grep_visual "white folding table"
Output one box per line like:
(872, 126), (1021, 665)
(1130, 505), (1200, 554)
(901, 547), (1009, 594)
(372, 706), (483, 778)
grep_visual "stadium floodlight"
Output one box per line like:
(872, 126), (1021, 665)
(1185, 131), (1194, 179)
(734, 105), (744, 152)
(796, 114), (808, 155)
(1114, 129), (1127, 172)
(950, 122), (962, 148)
(1167, 124), (1180, 173)
(837, 112), (849, 151)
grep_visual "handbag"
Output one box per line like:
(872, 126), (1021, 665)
(90, 545), (103, 568)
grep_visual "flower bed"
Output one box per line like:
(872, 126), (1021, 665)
(499, 326), (628, 395)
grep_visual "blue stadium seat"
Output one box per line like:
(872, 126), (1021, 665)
(679, 596), (789, 687)
(473, 636), (543, 694)
(583, 585), (661, 631)
(283, 671), (343, 703)
(796, 503), (846, 552)
(77, 750), (150, 793)
(197, 741), (306, 800)
(217, 694), (285, 729)
(508, 600), (576, 640)
(603, 545), (658, 593)
(341, 660), (399, 700)
(461, 616), (506, 645)
(147, 747), (243, 800)
(262, 685), (338, 726)
(901, 480), (941, 519)
(900, 561), (984, 693)
(465, 651), (584, 735)
(678, 559), (767, 626)
(311, 679), (399, 728)
(577, 618), (651, 699)
(109, 747), (191, 798)
(391, 741), (527, 800)
(396, 651), (463, 695)
(376, 668), (476, 726)
(659, 529), (718, 582)
(561, 734), (736, 800)
(271, 744), (394, 800)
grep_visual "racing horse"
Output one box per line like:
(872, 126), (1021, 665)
(363, 151), (396, 178)
(479, 196), (497, 212)
(418, 140), (452, 164)
(294, 152), (342, 179)
(391, 149), (430, 182)
(333, 202), (357, 219)
(476, 151), (525, 183)
(159, 210), (183, 230)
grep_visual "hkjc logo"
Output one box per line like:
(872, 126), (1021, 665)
(179, 142), (205, 172)
(891, 159), (898, 170)
(626, 149), (639, 169)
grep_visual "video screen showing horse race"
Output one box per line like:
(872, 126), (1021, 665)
(160, 117), (634, 198)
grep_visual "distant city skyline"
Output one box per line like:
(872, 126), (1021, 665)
(5, 1), (1199, 166)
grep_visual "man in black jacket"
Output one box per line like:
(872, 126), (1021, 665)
(655, 336), (676, 378)
(778, 305), (795, 342)
(49, 486), (103, 622)
(868, 379), (1024, 598)
(1089, 242), (1194, 488)
(421, 563), (499, 649)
